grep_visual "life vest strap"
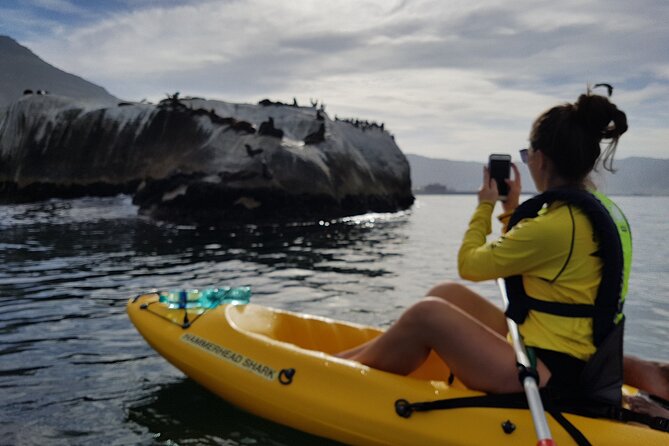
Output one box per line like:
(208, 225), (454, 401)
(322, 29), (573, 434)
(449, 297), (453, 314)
(523, 295), (595, 318)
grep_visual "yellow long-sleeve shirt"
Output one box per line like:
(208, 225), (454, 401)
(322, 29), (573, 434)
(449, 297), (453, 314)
(458, 201), (602, 360)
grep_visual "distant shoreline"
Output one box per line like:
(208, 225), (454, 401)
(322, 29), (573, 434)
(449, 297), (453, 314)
(413, 190), (476, 195)
(407, 154), (669, 197)
(413, 191), (668, 197)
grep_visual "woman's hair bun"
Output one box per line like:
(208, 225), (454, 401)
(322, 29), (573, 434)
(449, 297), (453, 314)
(574, 91), (628, 141)
(571, 85), (628, 173)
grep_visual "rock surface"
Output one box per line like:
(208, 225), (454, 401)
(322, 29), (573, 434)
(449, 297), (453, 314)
(0, 94), (414, 223)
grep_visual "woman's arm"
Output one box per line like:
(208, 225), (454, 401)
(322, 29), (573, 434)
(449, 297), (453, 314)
(457, 163), (566, 282)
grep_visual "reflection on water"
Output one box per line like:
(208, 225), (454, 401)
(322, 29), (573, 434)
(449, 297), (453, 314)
(127, 379), (341, 446)
(1, 194), (668, 445)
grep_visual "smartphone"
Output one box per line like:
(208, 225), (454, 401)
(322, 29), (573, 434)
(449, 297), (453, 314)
(488, 154), (511, 200)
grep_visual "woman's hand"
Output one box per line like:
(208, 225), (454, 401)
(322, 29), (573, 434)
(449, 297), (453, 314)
(502, 163), (522, 213)
(478, 166), (498, 204)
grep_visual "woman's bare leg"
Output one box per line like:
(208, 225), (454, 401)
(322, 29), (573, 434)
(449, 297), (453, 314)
(346, 297), (551, 393)
(624, 355), (669, 400)
(340, 281), (506, 360)
(343, 281), (668, 397)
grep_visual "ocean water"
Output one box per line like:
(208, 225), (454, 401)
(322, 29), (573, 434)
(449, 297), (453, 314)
(1, 194), (667, 445)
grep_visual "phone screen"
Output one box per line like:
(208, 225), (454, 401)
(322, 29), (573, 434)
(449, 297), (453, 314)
(488, 154), (511, 198)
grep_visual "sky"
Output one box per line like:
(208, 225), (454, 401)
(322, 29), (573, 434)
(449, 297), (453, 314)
(1, 0), (668, 161)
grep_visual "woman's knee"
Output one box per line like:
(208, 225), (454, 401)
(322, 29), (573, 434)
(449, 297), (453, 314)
(425, 281), (468, 299)
(398, 296), (450, 327)
(399, 298), (456, 330)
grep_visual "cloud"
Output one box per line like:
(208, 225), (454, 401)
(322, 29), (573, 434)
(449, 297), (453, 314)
(30, 0), (86, 15)
(12, 0), (669, 160)
(266, 67), (560, 158)
(0, 6), (62, 40)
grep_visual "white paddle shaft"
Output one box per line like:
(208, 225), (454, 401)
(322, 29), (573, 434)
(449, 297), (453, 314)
(497, 278), (555, 444)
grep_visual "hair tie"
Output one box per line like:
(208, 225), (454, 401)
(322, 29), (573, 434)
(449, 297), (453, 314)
(592, 83), (613, 97)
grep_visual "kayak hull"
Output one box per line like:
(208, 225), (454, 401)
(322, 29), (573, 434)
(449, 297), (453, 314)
(127, 294), (668, 445)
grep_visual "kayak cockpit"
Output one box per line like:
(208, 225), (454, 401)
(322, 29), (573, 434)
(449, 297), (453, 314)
(226, 304), (381, 354)
(226, 304), (458, 382)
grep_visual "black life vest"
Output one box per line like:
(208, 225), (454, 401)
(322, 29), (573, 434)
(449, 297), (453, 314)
(504, 188), (627, 405)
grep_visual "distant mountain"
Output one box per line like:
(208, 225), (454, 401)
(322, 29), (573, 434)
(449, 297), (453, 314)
(407, 154), (669, 196)
(0, 35), (118, 107)
(591, 157), (669, 196)
(407, 154), (492, 193)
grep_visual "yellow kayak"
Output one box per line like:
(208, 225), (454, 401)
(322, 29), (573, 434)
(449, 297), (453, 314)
(127, 291), (668, 445)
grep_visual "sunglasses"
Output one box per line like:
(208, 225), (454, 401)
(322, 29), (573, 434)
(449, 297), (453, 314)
(519, 148), (529, 164)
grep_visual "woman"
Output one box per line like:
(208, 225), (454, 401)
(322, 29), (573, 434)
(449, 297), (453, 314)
(340, 89), (668, 407)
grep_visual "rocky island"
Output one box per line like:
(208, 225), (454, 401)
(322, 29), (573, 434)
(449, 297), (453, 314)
(0, 93), (414, 224)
